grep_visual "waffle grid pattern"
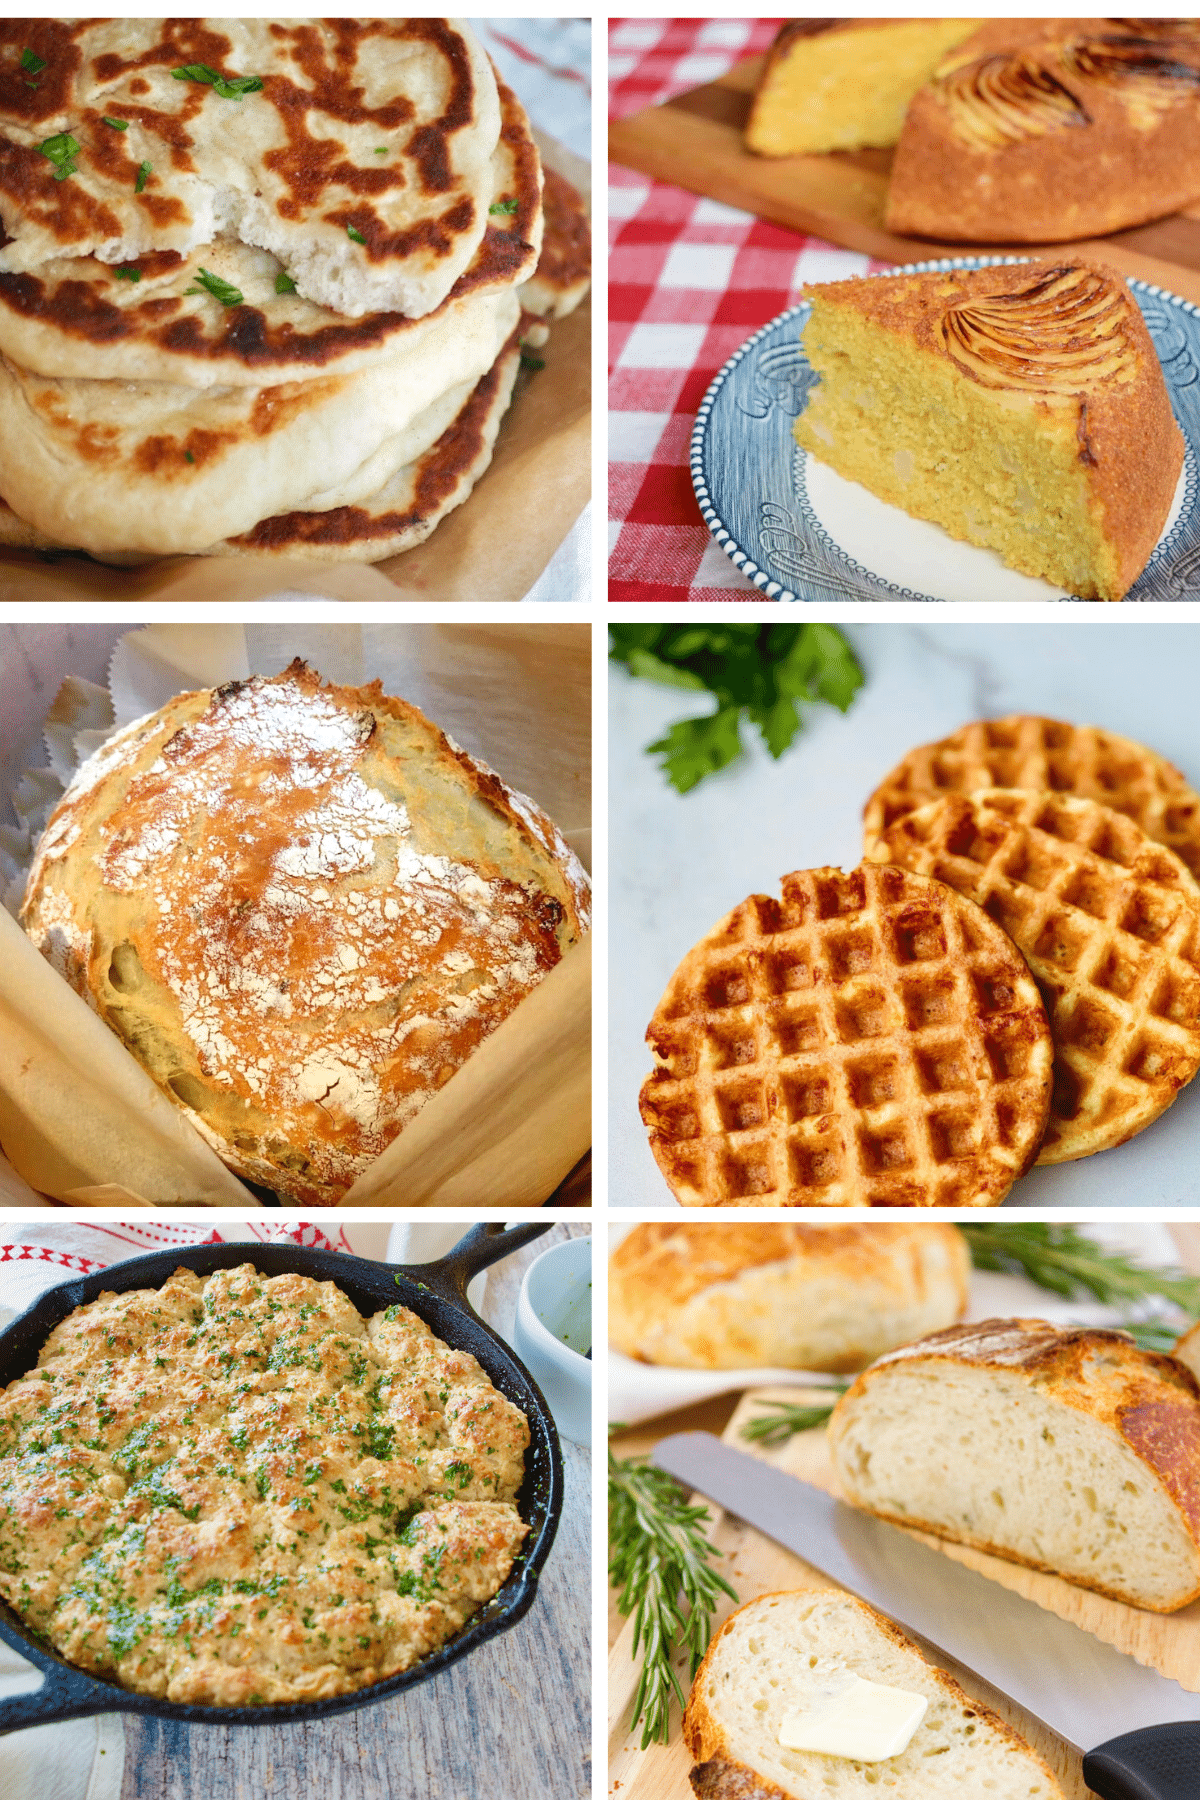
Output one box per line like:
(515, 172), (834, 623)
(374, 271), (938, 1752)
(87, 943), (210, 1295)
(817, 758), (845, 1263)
(639, 864), (1053, 1207)
(874, 790), (1200, 1163)
(864, 716), (1200, 880)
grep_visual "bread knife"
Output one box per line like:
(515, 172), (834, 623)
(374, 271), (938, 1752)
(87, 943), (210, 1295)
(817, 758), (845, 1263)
(652, 1430), (1200, 1800)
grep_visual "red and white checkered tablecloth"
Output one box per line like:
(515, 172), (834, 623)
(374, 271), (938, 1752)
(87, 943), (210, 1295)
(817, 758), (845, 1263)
(609, 17), (892, 604)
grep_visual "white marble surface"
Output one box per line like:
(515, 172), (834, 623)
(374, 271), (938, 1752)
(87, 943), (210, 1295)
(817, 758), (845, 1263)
(610, 622), (1200, 1209)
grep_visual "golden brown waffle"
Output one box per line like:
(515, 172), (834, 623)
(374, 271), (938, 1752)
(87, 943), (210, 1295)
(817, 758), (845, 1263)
(864, 715), (1200, 879)
(639, 863), (1053, 1208)
(870, 790), (1200, 1163)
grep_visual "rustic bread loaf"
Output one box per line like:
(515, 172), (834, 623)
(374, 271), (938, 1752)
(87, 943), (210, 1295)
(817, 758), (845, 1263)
(683, 1588), (1064, 1800)
(1173, 1320), (1200, 1384)
(608, 1223), (970, 1371)
(828, 1318), (1200, 1611)
(21, 661), (590, 1205)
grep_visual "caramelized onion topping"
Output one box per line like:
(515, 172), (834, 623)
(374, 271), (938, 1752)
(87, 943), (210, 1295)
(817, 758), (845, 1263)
(940, 265), (1135, 394)
(937, 54), (1090, 150)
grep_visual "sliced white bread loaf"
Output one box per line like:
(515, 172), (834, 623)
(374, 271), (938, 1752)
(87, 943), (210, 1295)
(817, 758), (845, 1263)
(683, 1588), (1064, 1800)
(828, 1319), (1200, 1612)
(608, 1222), (970, 1371)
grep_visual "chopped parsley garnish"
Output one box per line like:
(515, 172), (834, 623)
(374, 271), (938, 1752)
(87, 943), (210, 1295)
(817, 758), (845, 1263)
(274, 270), (296, 295)
(374, 146), (388, 155)
(21, 47), (46, 78)
(346, 224), (366, 245)
(184, 450), (195, 464)
(489, 197), (519, 215)
(520, 352), (545, 371)
(101, 116), (128, 130)
(39, 132), (79, 181)
(172, 63), (263, 101)
(135, 161), (151, 193)
(114, 266), (141, 282)
(185, 267), (244, 307)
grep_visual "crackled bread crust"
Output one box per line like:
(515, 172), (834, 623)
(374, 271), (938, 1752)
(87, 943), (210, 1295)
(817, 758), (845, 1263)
(21, 660), (590, 1205)
(829, 1318), (1200, 1611)
(0, 1264), (530, 1705)
(608, 1222), (970, 1369)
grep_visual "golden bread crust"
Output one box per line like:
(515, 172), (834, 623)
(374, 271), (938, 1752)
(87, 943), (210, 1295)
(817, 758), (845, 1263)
(830, 1318), (1200, 1609)
(887, 18), (1200, 241)
(608, 1221), (970, 1369)
(869, 789), (1200, 1161)
(640, 862), (1052, 1208)
(864, 714), (1200, 880)
(22, 660), (590, 1204)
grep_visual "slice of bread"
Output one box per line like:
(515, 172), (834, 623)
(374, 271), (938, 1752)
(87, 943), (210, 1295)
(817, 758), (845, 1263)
(684, 1588), (1064, 1799)
(828, 1319), (1200, 1611)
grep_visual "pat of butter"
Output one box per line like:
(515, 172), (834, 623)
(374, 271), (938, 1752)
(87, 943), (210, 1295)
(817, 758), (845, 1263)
(778, 1675), (928, 1762)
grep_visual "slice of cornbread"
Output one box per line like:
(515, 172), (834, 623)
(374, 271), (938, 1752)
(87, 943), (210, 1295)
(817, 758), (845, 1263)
(793, 259), (1183, 600)
(746, 19), (978, 157)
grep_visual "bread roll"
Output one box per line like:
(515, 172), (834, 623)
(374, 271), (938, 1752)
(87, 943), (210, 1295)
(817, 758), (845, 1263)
(608, 1223), (970, 1371)
(22, 660), (590, 1205)
(829, 1318), (1200, 1611)
(684, 1588), (1064, 1800)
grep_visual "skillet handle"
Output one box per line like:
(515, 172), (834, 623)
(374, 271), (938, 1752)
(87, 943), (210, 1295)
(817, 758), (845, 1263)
(427, 1223), (553, 1305)
(0, 1659), (126, 1737)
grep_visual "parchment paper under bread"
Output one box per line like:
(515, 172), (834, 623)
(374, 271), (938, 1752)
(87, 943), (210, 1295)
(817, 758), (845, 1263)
(0, 623), (590, 1207)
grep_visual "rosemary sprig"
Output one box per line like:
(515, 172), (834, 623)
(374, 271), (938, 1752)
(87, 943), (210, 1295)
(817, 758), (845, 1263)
(739, 1384), (851, 1446)
(609, 1444), (737, 1748)
(960, 1223), (1200, 1317)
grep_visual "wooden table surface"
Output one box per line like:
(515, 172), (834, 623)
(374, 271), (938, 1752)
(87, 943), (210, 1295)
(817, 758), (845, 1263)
(117, 1224), (591, 1800)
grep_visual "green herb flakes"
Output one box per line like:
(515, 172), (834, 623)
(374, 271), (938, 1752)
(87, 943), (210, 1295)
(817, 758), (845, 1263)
(274, 270), (297, 295)
(39, 133), (79, 181)
(114, 266), (141, 283)
(172, 63), (263, 101)
(489, 196), (519, 215)
(135, 161), (151, 194)
(21, 47), (46, 77)
(185, 267), (245, 307)
(102, 116), (128, 130)
(346, 224), (366, 245)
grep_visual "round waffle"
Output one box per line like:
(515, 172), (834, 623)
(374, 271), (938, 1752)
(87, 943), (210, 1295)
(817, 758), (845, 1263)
(639, 863), (1053, 1209)
(864, 715), (1200, 880)
(869, 790), (1200, 1163)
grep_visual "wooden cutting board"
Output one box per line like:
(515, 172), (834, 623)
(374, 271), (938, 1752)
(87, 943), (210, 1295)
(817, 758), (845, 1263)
(608, 1381), (1200, 1800)
(609, 52), (1200, 307)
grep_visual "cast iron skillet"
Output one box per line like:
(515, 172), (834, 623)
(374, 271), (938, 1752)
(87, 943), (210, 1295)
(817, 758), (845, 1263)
(0, 1221), (563, 1735)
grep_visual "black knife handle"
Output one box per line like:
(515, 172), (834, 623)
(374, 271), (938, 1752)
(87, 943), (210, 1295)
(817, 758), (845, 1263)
(1083, 1724), (1200, 1798)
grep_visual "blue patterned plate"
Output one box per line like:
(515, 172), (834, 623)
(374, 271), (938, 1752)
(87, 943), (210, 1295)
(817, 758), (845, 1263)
(691, 255), (1200, 603)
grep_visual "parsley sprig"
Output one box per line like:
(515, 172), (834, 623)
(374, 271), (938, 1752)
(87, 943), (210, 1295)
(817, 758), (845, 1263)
(610, 1441), (736, 1748)
(172, 63), (263, 100)
(21, 46), (46, 86)
(610, 623), (864, 794)
(185, 267), (244, 307)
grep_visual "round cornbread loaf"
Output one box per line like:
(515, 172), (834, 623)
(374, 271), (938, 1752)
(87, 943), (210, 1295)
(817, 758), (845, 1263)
(608, 1221), (970, 1369)
(828, 1318), (1200, 1611)
(639, 862), (1053, 1208)
(21, 661), (590, 1205)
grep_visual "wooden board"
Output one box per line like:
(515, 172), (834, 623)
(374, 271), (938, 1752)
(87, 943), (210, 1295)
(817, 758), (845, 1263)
(609, 53), (1200, 307)
(610, 1380), (1193, 1800)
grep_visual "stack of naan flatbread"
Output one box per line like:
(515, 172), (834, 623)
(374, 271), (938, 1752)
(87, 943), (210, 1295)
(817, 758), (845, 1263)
(0, 18), (590, 562)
